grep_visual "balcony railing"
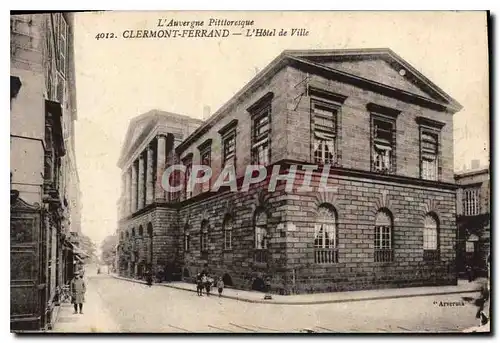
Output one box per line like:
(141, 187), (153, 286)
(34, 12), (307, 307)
(314, 248), (338, 264)
(254, 249), (268, 264)
(375, 249), (393, 262)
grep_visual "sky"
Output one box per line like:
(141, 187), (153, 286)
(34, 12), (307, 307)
(73, 11), (489, 246)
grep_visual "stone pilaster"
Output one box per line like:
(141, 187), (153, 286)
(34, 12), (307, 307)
(138, 153), (145, 210)
(131, 161), (138, 213)
(146, 145), (154, 205)
(155, 135), (167, 202)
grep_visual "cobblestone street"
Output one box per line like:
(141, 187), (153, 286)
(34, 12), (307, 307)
(53, 274), (482, 333)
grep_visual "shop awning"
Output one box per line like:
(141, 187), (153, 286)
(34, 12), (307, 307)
(66, 241), (89, 258)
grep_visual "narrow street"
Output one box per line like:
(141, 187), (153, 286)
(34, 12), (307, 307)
(55, 273), (482, 333)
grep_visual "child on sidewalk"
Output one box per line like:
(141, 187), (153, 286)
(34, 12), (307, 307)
(217, 277), (224, 297)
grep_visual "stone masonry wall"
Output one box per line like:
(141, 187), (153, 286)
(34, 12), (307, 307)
(279, 168), (457, 294)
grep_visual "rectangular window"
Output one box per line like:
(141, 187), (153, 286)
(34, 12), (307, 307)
(421, 131), (439, 181)
(224, 229), (232, 250)
(57, 14), (68, 77)
(251, 105), (271, 165)
(200, 148), (211, 193)
(183, 157), (192, 200)
(423, 227), (438, 250)
(374, 225), (393, 262)
(372, 116), (395, 174)
(222, 131), (236, 167)
(184, 234), (190, 252)
(463, 187), (480, 216)
(312, 101), (338, 165)
(201, 232), (208, 252)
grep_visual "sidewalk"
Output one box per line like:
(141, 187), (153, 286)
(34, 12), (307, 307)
(113, 275), (484, 305)
(52, 277), (121, 333)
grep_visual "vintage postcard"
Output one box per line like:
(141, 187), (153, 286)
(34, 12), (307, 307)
(10, 10), (490, 333)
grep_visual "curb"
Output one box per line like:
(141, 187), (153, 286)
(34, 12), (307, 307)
(112, 275), (481, 305)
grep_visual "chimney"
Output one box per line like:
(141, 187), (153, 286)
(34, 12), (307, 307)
(471, 159), (480, 170)
(203, 106), (211, 121)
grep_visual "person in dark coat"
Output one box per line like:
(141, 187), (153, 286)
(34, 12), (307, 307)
(145, 269), (153, 287)
(70, 272), (86, 314)
(196, 273), (204, 296)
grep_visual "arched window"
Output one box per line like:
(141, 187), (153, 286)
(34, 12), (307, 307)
(223, 215), (233, 250)
(139, 226), (144, 236)
(131, 227), (136, 237)
(314, 205), (338, 264)
(374, 209), (393, 262)
(200, 220), (209, 253)
(125, 231), (129, 239)
(254, 210), (268, 263)
(184, 225), (190, 252)
(423, 213), (439, 261)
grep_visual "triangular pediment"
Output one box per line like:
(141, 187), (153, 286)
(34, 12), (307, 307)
(284, 49), (462, 112)
(118, 111), (161, 167)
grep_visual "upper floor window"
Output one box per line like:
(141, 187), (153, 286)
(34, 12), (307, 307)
(463, 186), (480, 216)
(416, 116), (445, 181)
(374, 209), (394, 262)
(312, 101), (338, 165)
(251, 108), (271, 165)
(54, 14), (68, 77)
(183, 155), (193, 200)
(249, 94), (273, 166)
(223, 131), (236, 167)
(198, 140), (212, 193)
(421, 131), (439, 181)
(314, 204), (338, 264)
(372, 116), (396, 174)
(219, 119), (238, 168)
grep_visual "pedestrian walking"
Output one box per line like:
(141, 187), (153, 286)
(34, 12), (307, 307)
(203, 274), (211, 296)
(70, 272), (86, 314)
(466, 263), (474, 283)
(196, 273), (204, 296)
(145, 269), (153, 287)
(217, 277), (224, 297)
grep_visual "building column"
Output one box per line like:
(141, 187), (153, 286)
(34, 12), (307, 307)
(146, 145), (154, 205)
(131, 162), (138, 212)
(155, 135), (167, 202)
(125, 168), (131, 215)
(138, 153), (145, 210)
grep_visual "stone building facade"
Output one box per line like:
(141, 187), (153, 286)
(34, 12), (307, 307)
(117, 49), (462, 294)
(116, 110), (203, 279)
(10, 13), (83, 331)
(455, 167), (490, 277)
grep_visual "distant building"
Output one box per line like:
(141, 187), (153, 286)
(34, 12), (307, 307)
(10, 13), (82, 331)
(117, 48), (462, 294)
(455, 167), (490, 277)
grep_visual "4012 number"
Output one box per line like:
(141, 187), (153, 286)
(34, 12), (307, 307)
(95, 33), (116, 40)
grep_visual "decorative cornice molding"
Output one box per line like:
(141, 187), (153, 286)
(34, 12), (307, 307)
(415, 116), (446, 129)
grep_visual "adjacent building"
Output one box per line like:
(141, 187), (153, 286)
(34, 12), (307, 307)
(10, 13), (83, 331)
(455, 166), (490, 278)
(117, 48), (462, 294)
